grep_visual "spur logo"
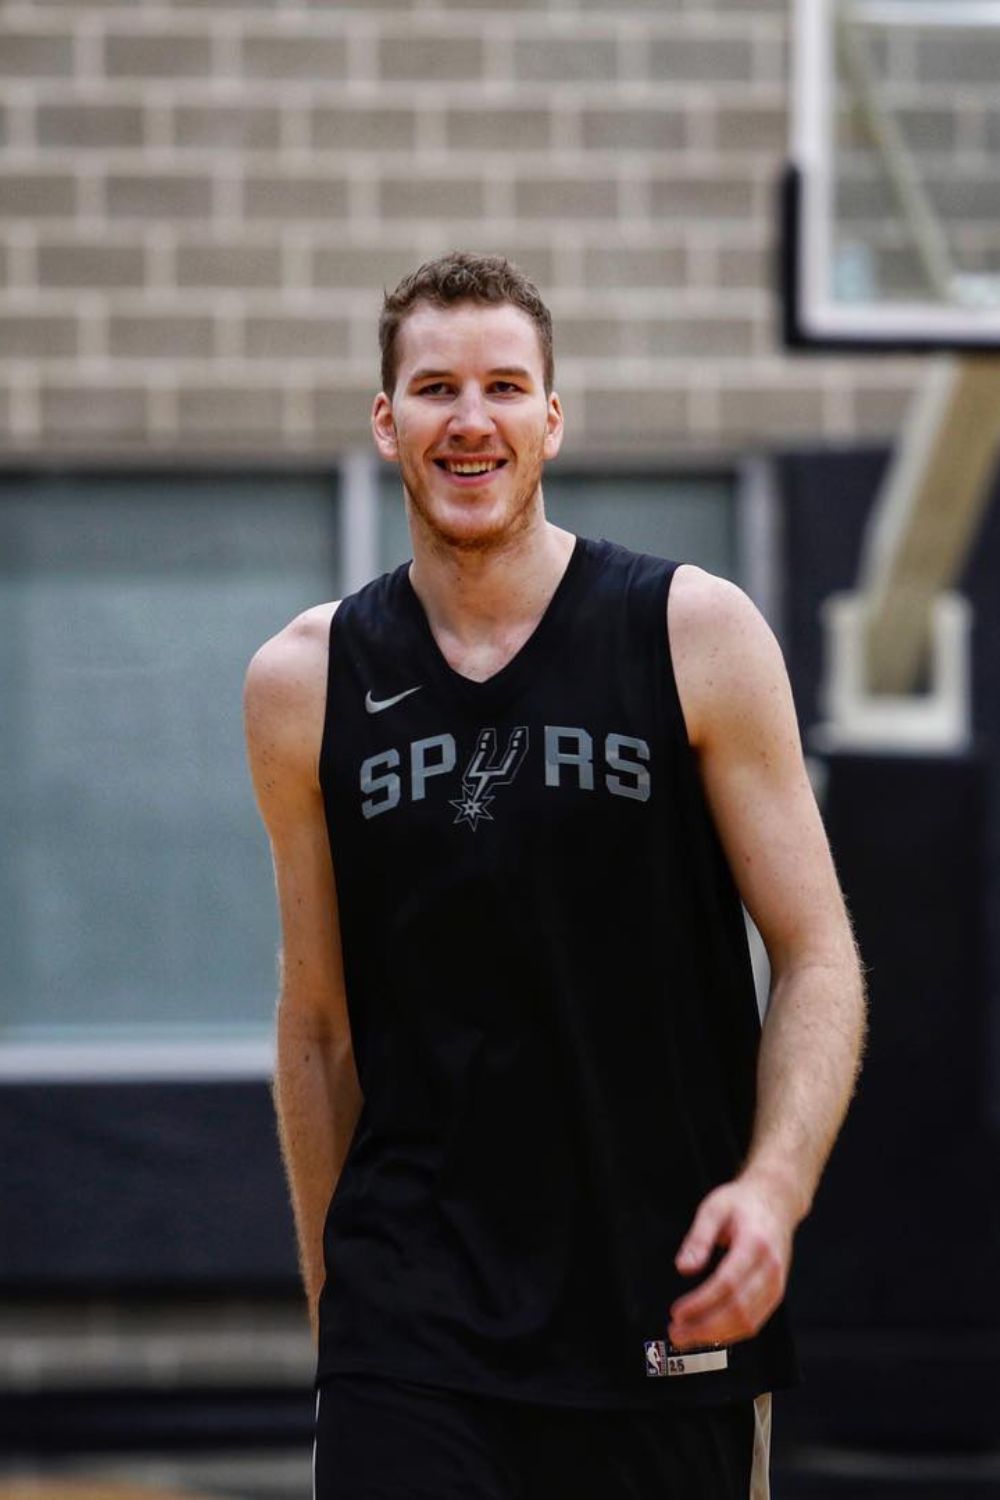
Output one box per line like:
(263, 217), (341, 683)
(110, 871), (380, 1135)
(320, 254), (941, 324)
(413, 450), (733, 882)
(450, 726), (529, 831)
(359, 724), (651, 826)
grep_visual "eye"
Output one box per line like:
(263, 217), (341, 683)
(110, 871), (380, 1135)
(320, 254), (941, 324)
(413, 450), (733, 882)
(418, 382), (450, 396)
(491, 381), (522, 394)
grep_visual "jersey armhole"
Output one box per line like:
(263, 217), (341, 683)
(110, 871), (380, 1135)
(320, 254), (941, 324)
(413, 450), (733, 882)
(662, 562), (697, 751)
(317, 600), (342, 795)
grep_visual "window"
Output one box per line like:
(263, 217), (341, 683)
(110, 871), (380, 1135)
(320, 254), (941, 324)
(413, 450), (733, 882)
(0, 472), (338, 1074)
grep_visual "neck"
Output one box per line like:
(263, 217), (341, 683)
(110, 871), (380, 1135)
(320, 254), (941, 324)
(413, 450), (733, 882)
(407, 507), (577, 649)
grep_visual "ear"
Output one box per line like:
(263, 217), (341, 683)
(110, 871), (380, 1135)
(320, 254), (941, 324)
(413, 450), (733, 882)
(543, 391), (564, 461)
(371, 391), (398, 461)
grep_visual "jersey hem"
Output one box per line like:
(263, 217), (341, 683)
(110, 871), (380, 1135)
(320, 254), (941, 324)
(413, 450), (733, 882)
(314, 1353), (800, 1411)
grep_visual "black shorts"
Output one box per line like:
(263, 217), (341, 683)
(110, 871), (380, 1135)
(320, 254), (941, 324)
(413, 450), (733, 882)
(313, 1371), (772, 1500)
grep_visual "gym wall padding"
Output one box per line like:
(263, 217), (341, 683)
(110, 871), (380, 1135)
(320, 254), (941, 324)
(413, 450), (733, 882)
(1, 1080), (295, 1288)
(774, 448), (1000, 1451)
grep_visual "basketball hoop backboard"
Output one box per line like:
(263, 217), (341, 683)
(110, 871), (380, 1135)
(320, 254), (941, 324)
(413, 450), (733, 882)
(784, 0), (1000, 351)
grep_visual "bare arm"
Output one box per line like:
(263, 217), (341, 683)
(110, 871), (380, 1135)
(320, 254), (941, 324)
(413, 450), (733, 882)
(665, 566), (867, 1350)
(243, 602), (363, 1344)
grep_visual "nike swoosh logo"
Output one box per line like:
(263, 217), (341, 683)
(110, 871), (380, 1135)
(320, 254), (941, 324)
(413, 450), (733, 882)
(365, 686), (422, 714)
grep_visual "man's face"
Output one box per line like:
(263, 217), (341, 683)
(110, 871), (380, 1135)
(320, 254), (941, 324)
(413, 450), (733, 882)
(372, 300), (563, 553)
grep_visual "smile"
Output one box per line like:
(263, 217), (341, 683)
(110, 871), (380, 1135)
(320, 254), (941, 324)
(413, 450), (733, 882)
(434, 459), (507, 476)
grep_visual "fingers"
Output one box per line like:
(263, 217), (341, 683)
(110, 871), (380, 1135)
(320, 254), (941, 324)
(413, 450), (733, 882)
(675, 1190), (730, 1276)
(668, 1248), (779, 1356)
(668, 1234), (785, 1349)
(670, 1178), (794, 1349)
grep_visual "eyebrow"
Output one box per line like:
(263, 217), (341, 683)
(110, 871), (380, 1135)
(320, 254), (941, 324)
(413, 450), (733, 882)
(408, 366), (535, 384)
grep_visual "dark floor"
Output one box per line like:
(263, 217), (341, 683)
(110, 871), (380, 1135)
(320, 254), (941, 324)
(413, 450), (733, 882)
(773, 1448), (1000, 1498)
(4, 1445), (1000, 1500)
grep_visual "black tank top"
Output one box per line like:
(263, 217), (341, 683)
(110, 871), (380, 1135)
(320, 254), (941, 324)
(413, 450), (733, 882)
(315, 534), (799, 1409)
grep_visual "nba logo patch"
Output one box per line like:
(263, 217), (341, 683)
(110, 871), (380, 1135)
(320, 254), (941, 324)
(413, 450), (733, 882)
(645, 1336), (730, 1377)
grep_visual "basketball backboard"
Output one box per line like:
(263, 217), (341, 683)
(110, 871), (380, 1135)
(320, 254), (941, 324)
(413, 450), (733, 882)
(784, 0), (1000, 350)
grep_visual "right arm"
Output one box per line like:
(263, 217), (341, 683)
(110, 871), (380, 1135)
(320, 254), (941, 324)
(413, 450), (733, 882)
(243, 603), (363, 1345)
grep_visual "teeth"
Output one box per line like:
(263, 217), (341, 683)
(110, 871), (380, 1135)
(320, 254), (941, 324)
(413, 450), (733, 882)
(444, 460), (500, 474)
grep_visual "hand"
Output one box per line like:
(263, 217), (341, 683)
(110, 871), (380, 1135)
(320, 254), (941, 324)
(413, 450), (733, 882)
(668, 1175), (795, 1350)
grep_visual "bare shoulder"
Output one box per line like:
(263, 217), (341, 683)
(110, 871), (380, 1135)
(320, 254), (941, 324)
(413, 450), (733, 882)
(667, 563), (790, 750)
(243, 600), (339, 797)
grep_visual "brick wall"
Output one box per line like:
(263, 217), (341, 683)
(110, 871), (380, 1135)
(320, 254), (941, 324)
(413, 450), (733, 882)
(0, 0), (922, 462)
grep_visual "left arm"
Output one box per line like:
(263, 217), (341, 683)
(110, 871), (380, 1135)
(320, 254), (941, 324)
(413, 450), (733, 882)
(664, 566), (868, 1351)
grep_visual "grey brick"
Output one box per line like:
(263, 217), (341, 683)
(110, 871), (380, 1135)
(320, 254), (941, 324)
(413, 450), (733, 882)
(514, 177), (617, 219)
(314, 381), (383, 444)
(41, 383), (147, 441)
(244, 315), (350, 359)
(379, 35), (483, 83)
(0, 173), (75, 218)
(850, 381), (918, 437)
(650, 172), (756, 220)
(177, 383), (284, 437)
(0, 29), (73, 77)
(717, 382), (826, 439)
(241, 34), (347, 82)
(582, 386), (689, 441)
(176, 239), (283, 289)
(108, 313), (216, 359)
(718, 244), (770, 289)
(896, 108), (961, 154)
(916, 35), (1000, 88)
(37, 238), (146, 288)
(581, 107), (686, 153)
(488, 245), (555, 290)
(147, 0), (281, 6)
(435, 0), (548, 8)
(36, 103), (145, 150)
(647, 36), (755, 84)
(555, 316), (626, 359)
(312, 106), (417, 152)
(642, 314), (756, 358)
(445, 108), (553, 153)
(244, 174), (348, 221)
(313, 245), (420, 290)
(174, 105), (281, 151)
(0, 315), (77, 358)
(399, 235), (555, 295)
(932, 176), (1000, 222)
(714, 104), (787, 153)
(583, 244), (686, 288)
(107, 173), (213, 220)
(697, 0), (787, 9)
(104, 33), (213, 79)
(512, 37), (617, 83)
(380, 176), (486, 220)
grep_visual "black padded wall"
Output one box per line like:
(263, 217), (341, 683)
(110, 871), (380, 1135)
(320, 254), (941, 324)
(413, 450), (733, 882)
(2, 1080), (296, 1289)
(774, 449), (1000, 1451)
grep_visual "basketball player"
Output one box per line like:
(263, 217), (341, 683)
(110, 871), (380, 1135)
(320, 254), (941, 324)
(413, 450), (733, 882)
(244, 252), (867, 1498)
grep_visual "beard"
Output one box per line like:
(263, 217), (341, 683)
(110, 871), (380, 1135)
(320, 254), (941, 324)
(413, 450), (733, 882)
(398, 432), (547, 557)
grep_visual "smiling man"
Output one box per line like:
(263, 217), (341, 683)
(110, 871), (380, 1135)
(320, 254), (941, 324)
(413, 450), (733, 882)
(244, 251), (867, 1499)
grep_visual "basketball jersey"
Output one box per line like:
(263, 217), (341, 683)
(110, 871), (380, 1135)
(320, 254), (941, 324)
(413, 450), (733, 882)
(315, 534), (799, 1409)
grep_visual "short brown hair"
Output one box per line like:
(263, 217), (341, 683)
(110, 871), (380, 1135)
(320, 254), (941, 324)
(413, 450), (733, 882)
(379, 251), (554, 396)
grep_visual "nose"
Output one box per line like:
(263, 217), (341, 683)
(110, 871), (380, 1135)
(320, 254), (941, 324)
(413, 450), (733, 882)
(448, 382), (495, 442)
